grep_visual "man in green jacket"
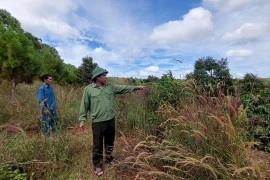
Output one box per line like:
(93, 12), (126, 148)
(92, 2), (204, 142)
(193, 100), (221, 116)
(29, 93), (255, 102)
(79, 67), (146, 176)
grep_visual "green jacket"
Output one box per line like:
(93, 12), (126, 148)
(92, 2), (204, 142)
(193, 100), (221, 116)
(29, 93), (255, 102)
(79, 82), (139, 124)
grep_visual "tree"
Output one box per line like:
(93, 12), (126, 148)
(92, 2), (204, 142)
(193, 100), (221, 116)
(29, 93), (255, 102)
(0, 9), (44, 98)
(239, 73), (266, 95)
(0, 25), (42, 98)
(1, 9), (84, 91)
(186, 57), (233, 95)
(77, 56), (98, 84)
(60, 64), (78, 84)
(0, 9), (21, 31)
(188, 57), (233, 89)
(145, 75), (159, 83)
(39, 44), (65, 82)
(24, 31), (42, 50)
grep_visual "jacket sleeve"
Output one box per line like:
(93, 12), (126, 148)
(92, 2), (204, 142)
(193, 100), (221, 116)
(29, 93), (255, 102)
(113, 85), (139, 94)
(37, 87), (46, 110)
(79, 89), (91, 124)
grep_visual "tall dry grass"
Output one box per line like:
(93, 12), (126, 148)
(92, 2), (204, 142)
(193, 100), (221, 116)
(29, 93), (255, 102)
(0, 80), (41, 125)
(123, 80), (264, 179)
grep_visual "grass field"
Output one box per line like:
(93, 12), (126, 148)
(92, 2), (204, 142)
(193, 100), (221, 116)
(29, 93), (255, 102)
(0, 79), (269, 179)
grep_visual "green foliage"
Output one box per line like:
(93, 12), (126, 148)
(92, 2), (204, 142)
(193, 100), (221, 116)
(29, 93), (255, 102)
(0, 9), (42, 86)
(0, 167), (27, 180)
(147, 71), (191, 110)
(38, 44), (64, 81)
(0, 24), (42, 85)
(237, 73), (270, 152)
(241, 91), (270, 152)
(0, 9), (81, 86)
(0, 9), (21, 32)
(77, 56), (98, 84)
(0, 9), (11, 24)
(36, 44), (78, 85)
(126, 77), (137, 85)
(59, 64), (78, 84)
(194, 57), (231, 81)
(239, 73), (266, 94)
(191, 69), (215, 85)
(24, 31), (42, 50)
(187, 57), (233, 95)
(145, 75), (159, 83)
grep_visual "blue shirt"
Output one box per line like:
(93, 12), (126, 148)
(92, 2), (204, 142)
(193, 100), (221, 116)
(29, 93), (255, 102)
(37, 84), (57, 110)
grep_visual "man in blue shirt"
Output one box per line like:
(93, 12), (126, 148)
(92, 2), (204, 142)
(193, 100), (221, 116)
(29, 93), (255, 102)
(37, 74), (58, 137)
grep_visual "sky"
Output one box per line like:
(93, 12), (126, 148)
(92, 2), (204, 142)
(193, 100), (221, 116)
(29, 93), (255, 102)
(0, 0), (269, 79)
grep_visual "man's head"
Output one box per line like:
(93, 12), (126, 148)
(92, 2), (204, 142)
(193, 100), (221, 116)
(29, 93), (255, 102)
(92, 67), (108, 84)
(41, 74), (53, 85)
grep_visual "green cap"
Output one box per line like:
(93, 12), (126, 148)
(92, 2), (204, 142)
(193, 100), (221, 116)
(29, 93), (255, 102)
(92, 67), (108, 80)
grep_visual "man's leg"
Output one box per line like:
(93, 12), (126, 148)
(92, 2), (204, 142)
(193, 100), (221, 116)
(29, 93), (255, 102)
(92, 121), (105, 168)
(104, 118), (115, 163)
(50, 110), (58, 136)
(42, 113), (49, 137)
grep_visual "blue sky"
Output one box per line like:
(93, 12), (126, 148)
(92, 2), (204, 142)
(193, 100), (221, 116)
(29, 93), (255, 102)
(1, 0), (270, 78)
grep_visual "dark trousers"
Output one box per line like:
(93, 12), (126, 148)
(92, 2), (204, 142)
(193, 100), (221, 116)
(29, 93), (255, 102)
(92, 118), (115, 168)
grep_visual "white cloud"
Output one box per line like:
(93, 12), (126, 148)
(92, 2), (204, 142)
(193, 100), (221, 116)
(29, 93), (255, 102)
(203, 0), (267, 12)
(140, 66), (160, 76)
(0, 0), (80, 39)
(234, 72), (244, 78)
(91, 47), (123, 66)
(149, 7), (213, 44)
(226, 49), (253, 57)
(56, 44), (126, 68)
(56, 44), (91, 67)
(76, 0), (150, 49)
(228, 0), (264, 9)
(222, 23), (266, 44)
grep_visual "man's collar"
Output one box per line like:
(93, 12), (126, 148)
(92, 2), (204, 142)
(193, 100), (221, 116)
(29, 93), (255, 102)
(91, 83), (98, 87)
(43, 83), (50, 87)
(91, 82), (107, 88)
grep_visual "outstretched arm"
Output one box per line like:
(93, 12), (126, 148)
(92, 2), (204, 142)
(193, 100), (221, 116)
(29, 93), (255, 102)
(113, 85), (146, 94)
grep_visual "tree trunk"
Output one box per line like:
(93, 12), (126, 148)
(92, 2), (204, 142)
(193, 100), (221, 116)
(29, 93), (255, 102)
(11, 77), (16, 100)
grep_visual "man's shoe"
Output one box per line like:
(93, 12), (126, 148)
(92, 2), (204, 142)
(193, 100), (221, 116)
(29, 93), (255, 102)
(94, 167), (103, 176)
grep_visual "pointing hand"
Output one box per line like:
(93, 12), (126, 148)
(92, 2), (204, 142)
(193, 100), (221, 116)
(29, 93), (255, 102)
(80, 124), (85, 132)
(138, 86), (146, 90)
